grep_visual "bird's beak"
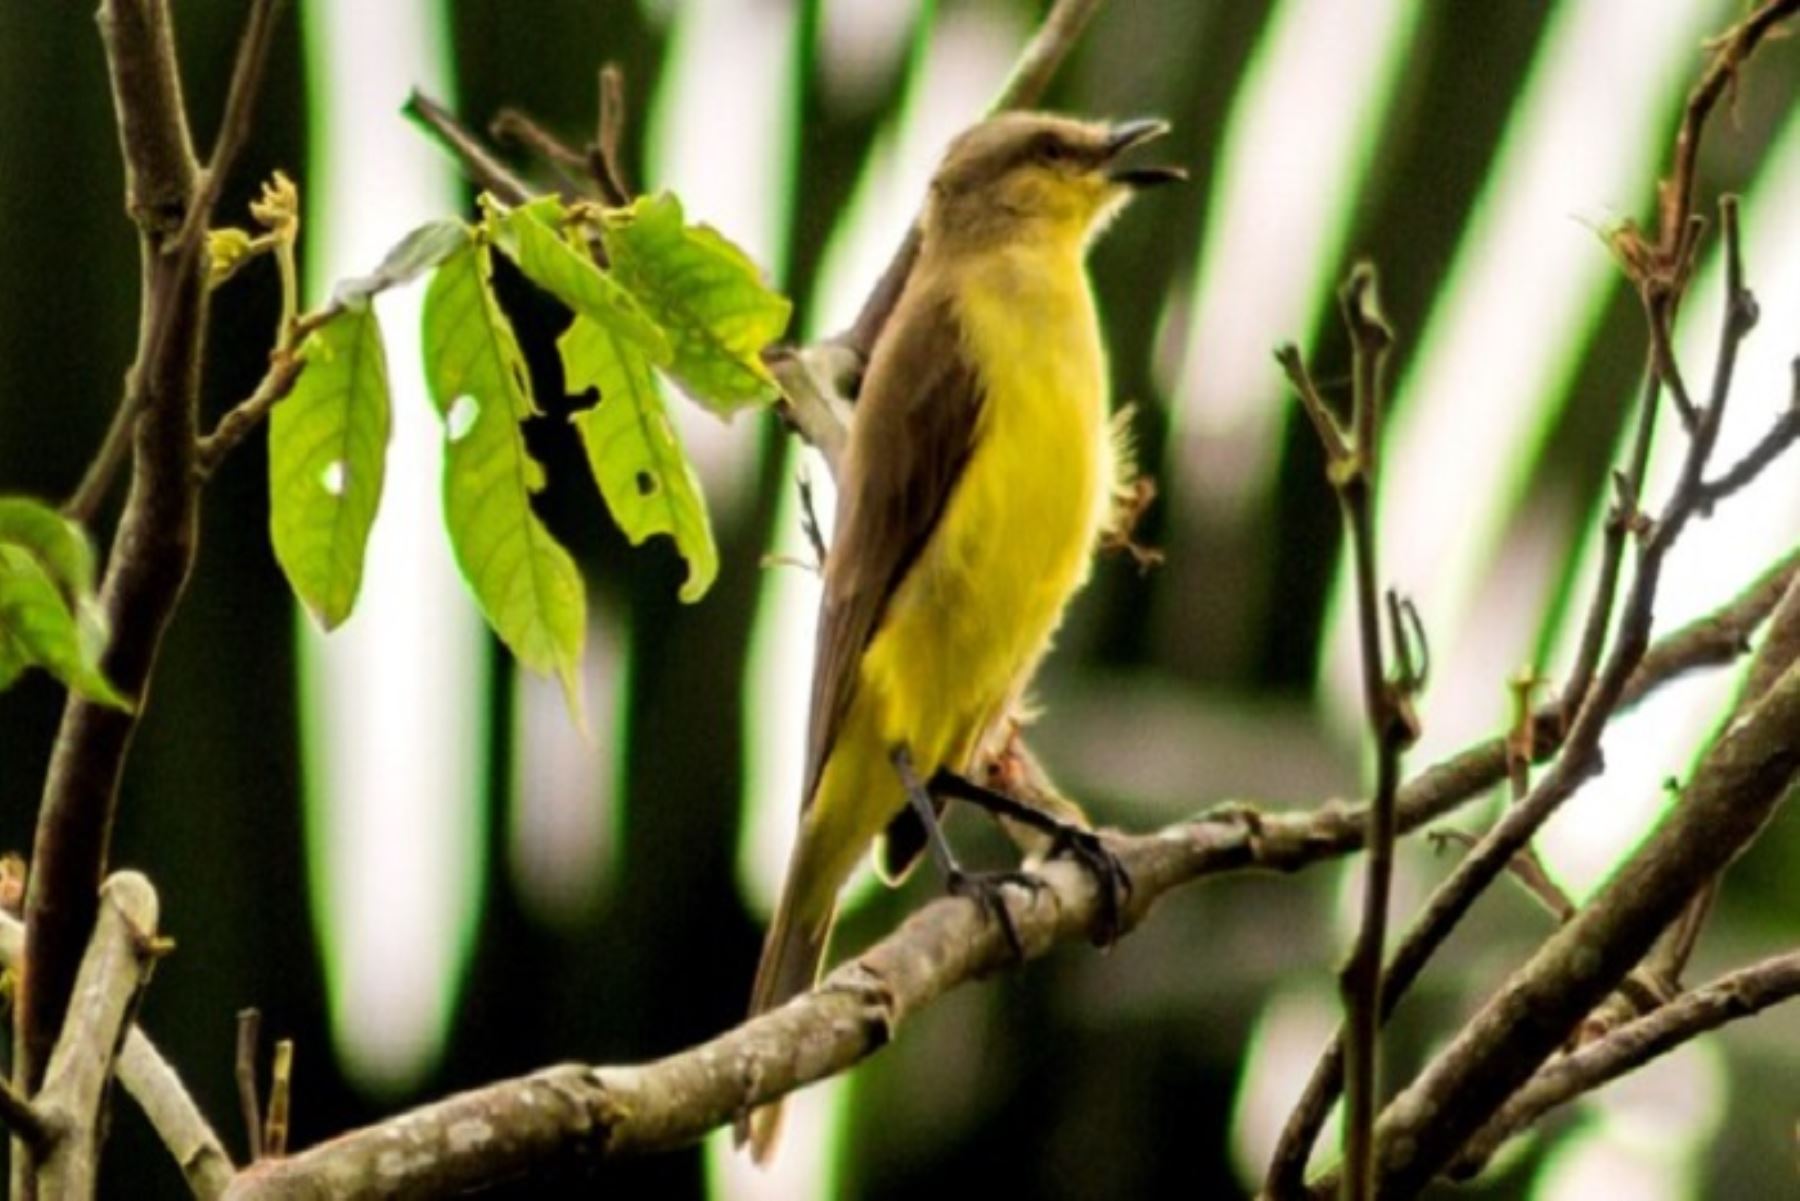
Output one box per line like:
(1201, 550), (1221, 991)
(1102, 118), (1186, 188)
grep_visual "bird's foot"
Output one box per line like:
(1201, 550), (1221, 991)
(1048, 826), (1133, 947)
(946, 867), (1044, 961)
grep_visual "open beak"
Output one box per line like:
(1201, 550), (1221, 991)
(1102, 118), (1186, 188)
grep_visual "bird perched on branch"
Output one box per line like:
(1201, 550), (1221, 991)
(742, 111), (1183, 1161)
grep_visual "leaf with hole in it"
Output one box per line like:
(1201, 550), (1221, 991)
(0, 545), (129, 709)
(333, 218), (472, 309)
(269, 303), (391, 630)
(599, 192), (791, 414)
(560, 316), (716, 603)
(423, 239), (586, 717)
(0, 497), (96, 601)
(489, 197), (671, 362)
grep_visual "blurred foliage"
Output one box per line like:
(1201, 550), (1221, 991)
(1, 1), (1798, 1198)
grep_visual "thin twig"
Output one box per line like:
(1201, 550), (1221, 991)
(404, 90), (533, 206)
(235, 1009), (264, 1163)
(1450, 949), (1800, 1177)
(181, 0), (288, 250)
(1426, 829), (1574, 924)
(590, 63), (633, 206)
(1344, 659), (1800, 1198)
(1297, 266), (1410, 1201)
(262, 1040), (293, 1160)
(61, 398), (139, 525)
(490, 108), (592, 198)
(1267, 196), (1777, 1199)
(1657, 0), (1800, 260)
(1697, 363), (1800, 512)
(1556, 360), (1662, 725)
(195, 349), (306, 475)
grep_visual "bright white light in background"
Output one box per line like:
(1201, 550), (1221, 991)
(1170, 0), (1418, 512)
(643, 0), (802, 514)
(1537, 106), (1800, 901)
(705, 1081), (849, 1200)
(299, 2), (487, 1091)
(741, 0), (1024, 914)
(819, 0), (923, 109)
(1322, 0), (1727, 757)
(509, 616), (625, 926)
(808, 3), (1025, 334)
(1529, 1040), (1723, 1201)
(1229, 986), (1340, 1187)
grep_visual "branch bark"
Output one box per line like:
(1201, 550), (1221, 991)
(1449, 948), (1800, 1177)
(1351, 658), (1800, 1199)
(211, 569), (1788, 1199)
(20, 0), (205, 1111)
(35, 873), (163, 1199)
(0, 908), (234, 1201)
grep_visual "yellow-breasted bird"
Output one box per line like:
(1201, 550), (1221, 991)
(742, 112), (1182, 1160)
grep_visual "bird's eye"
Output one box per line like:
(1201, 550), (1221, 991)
(1034, 135), (1069, 165)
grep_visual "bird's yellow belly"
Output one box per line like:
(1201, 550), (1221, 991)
(857, 265), (1111, 785)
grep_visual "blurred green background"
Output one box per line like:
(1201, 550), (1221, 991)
(3, 1), (1798, 1198)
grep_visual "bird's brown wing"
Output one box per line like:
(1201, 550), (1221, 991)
(801, 280), (986, 810)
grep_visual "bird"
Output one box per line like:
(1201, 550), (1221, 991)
(741, 111), (1182, 1161)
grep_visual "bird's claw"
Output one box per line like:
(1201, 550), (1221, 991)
(947, 868), (1043, 961)
(1050, 826), (1133, 947)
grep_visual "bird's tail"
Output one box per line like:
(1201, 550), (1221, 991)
(737, 827), (842, 1164)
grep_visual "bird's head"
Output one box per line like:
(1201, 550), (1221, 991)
(923, 112), (1183, 252)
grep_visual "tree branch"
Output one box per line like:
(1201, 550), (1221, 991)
(1656, 0), (1800, 262)
(0, 906), (232, 1200)
(210, 797), (1438, 1201)
(403, 90), (533, 207)
(35, 873), (163, 1199)
(1352, 658), (1800, 1198)
(1266, 193), (1785, 1197)
(19, 0), (209, 1111)
(1449, 949), (1800, 1177)
(1279, 266), (1415, 1201)
(207, 565), (1788, 1201)
(0, 1082), (51, 1159)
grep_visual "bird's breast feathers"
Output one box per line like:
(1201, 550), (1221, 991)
(859, 245), (1112, 760)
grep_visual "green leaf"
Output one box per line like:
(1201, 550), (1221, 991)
(333, 218), (472, 308)
(0, 545), (130, 709)
(422, 239), (586, 713)
(599, 192), (792, 413)
(269, 303), (391, 629)
(560, 316), (718, 602)
(489, 197), (672, 362)
(0, 497), (96, 601)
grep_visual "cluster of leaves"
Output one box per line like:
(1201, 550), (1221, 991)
(268, 191), (791, 715)
(0, 499), (127, 708)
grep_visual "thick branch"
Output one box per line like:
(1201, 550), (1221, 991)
(1355, 658), (1800, 1199)
(20, 0), (210, 1107)
(0, 1083), (50, 1158)
(212, 804), (1380, 1200)
(36, 873), (162, 1199)
(0, 909), (233, 1201)
(1451, 949), (1800, 1176)
(209, 573), (1780, 1201)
